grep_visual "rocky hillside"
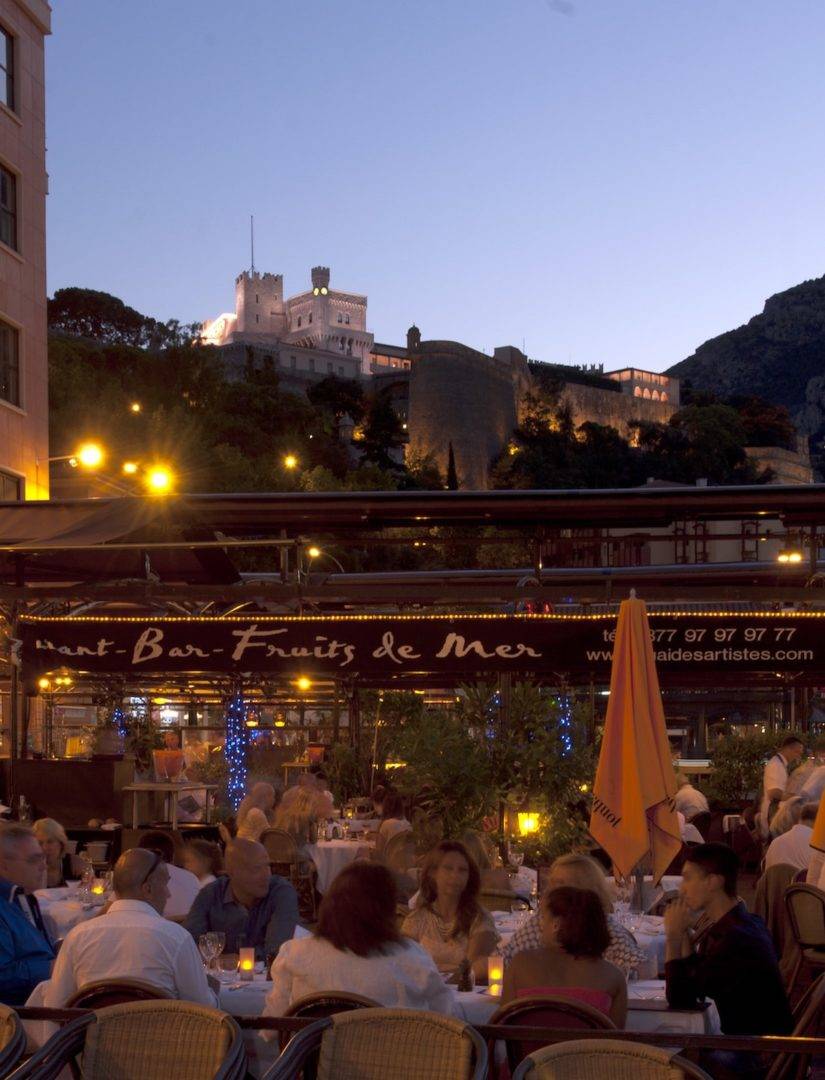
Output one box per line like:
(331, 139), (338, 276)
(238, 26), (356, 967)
(667, 275), (825, 436)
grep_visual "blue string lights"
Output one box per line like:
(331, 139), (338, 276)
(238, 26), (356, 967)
(224, 689), (248, 811)
(112, 705), (127, 739)
(557, 694), (573, 755)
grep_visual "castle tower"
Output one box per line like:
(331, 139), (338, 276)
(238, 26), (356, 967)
(234, 270), (286, 336)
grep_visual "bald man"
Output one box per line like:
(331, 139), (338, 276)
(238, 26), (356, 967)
(43, 848), (216, 1007)
(185, 839), (298, 960)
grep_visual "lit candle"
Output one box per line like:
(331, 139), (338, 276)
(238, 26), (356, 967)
(487, 956), (504, 997)
(238, 947), (255, 981)
(90, 882), (106, 896)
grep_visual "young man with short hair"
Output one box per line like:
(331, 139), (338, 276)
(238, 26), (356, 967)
(665, 843), (792, 1039)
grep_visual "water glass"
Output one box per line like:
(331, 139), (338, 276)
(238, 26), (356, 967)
(198, 934), (214, 969)
(207, 931), (225, 973)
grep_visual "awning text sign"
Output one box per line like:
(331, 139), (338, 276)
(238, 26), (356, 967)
(18, 612), (825, 684)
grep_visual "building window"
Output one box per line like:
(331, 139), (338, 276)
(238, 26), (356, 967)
(255, 314), (259, 324)
(308, 313), (312, 324)
(256, 294), (259, 303)
(345, 314), (350, 325)
(327, 362), (333, 373)
(290, 355), (296, 369)
(0, 469), (21, 500)
(338, 366), (344, 376)
(346, 338), (353, 356)
(0, 165), (16, 251)
(0, 318), (19, 406)
(297, 316), (302, 328)
(0, 28), (13, 111)
(337, 313), (342, 323)
(339, 340), (345, 351)
(309, 357), (315, 372)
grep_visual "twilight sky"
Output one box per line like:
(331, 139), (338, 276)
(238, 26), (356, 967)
(47, 1), (825, 373)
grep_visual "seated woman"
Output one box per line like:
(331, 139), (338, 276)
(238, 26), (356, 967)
(263, 862), (453, 1021)
(236, 782), (278, 843)
(460, 829), (511, 892)
(182, 839), (223, 886)
(499, 852), (647, 975)
(502, 885), (628, 1027)
(374, 791), (412, 855)
(272, 788), (317, 858)
(401, 840), (499, 982)
(33, 818), (82, 888)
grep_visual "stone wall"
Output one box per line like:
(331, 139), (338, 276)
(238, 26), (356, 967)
(557, 381), (677, 435)
(407, 341), (528, 489)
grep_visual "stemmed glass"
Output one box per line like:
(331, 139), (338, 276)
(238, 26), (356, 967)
(198, 932), (225, 974)
(207, 931), (225, 974)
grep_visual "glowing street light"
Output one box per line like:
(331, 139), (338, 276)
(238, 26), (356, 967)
(122, 461), (139, 475)
(68, 442), (105, 469)
(145, 466), (174, 495)
(295, 676), (312, 692)
(307, 545), (321, 559)
(129, 402), (142, 414)
(283, 454), (298, 470)
(305, 545), (345, 572)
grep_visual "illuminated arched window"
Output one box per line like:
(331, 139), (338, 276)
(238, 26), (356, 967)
(651, 390), (660, 401)
(661, 392), (668, 402)
(643, 388), (651, 399)
(634, 386), (642, 397)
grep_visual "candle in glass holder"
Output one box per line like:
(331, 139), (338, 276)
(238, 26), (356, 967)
(487, 956), (504, 997)
(90, 881), (106, 897)
(238, 947), (255, 981)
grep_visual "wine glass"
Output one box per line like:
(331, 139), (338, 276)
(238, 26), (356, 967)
(207, 931), (225, 974)
(198, 934), (214, 970)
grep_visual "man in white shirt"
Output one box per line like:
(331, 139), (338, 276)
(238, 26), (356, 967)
(765, 801), (817, 872)
(137, 831), (201, 918)
(43, 848), (216, 1007)
(759, 736), (804, 838)
(674, 775), (709, 823)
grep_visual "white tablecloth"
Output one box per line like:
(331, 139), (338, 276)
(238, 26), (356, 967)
(35, 887), (104, 941)
(455, 979), (720, 1036)
(306, 839), (370, 895)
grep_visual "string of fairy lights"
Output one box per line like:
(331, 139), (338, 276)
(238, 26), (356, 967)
(223, 689), (248, 811)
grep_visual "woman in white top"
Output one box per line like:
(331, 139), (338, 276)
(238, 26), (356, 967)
(182, 838), (223, 887)
(374, 791), (412, 855)
(236, 782), (277, 842)
(264, 862), (453, 1021)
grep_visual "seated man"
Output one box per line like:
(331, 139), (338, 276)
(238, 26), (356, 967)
(665, 844), (792, 1052)
(673, 774), (709, 823)
(44, 848), (216, 1007)
(765, 801), (816, 871)
(0, 823), (54, 1005)
(185, 838), (298, 959)
(136, 830), (201, 918)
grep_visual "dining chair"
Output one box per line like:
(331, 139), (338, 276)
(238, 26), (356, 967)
(784, 883), (825, 997)
(0, 1003), (27, 1078)
(488, 994), (616, 1075)
(510, 1037), (713, 1079)
(9, 1001), (246, 1080)
(764, 970), (825, 1080)
(260, 828), (318, 920)
(261, 1008), (487, 1080)
(278, 991), (380, 1050)
(65, 978), (171, 1009)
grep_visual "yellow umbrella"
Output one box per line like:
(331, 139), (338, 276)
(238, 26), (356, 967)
(589, 594), (682, 883)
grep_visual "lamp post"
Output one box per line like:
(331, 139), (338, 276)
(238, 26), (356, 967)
(305, 546), (345, 573)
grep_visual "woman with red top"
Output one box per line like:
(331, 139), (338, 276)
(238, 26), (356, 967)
(501, 885), (627, 1028)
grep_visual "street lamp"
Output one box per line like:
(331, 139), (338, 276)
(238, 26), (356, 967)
(129, 402), (142, 414)
(145, 466), (174, 495)
(295, 676), (312, 692)
(283, 454), (298, 470)
(306, 546), (345, 573)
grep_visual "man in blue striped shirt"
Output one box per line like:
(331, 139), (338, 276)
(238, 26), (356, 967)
(0, 823), (54, 1005)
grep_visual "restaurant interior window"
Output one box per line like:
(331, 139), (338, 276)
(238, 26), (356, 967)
(0, 27), (13, 111)
(0, 469), (21, 501)
(0, 318), (19, 407)
(0, 165), (16, 251)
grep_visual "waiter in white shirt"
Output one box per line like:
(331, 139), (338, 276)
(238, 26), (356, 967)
(760, 735), (804, 837)
(43, 848), (217, 1007)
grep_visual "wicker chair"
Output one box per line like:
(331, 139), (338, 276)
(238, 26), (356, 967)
(784, 883), (825, 996)
(279, 991), (380, 1050)
(0, 1002), (26, 1078)
(262, 1008), (487, 1080)
(510, 1038), (713, 1079)
(10, 1001), (246, 1080)
(764, 970), (825, 1080)
(260, 827), (318, 920)
(488, 995), (615, 1075)
(65, 978), (171, 1009)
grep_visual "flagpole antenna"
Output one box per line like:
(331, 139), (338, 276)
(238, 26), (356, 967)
(250, 215), (255, 273)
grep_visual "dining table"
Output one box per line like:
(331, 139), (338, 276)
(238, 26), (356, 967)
(305, 838), (373, 895)
(35, 886), (106, 941)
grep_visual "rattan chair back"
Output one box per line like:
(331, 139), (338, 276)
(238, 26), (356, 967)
(273, 1008), (487, 1080)
(0, 1003), (26, 1077)
(510, 1037), (713, 1079)
(65, 978), (171, 1009)
(260, 828), (300, 865)
(489, 994), (616, 1073)
(785, 884), (825, 949)
(81, 1000), (244, 1080)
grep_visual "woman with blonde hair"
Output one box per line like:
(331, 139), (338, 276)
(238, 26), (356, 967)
(499, 852), (647, 974)
(33, 818), (83, 888)
(236, 782), (278, 843)
(273, 787), (317, 857)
